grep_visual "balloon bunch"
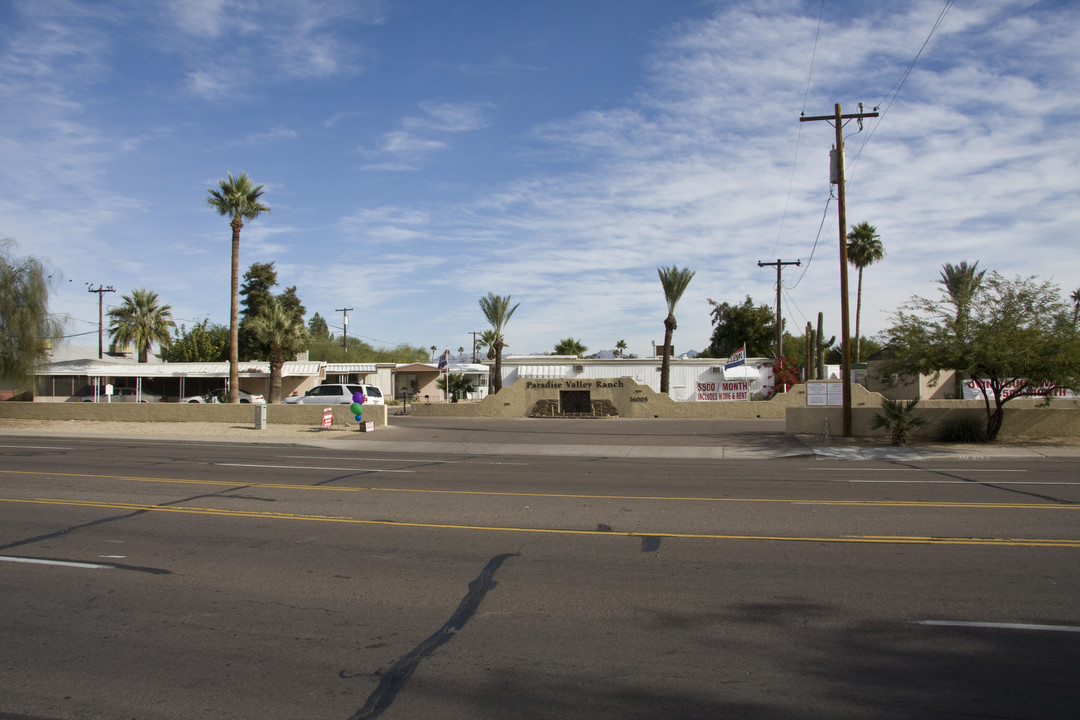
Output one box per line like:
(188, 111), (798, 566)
(350, 390), (365, 421)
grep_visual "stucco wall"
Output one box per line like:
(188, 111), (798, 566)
(786, 388), (1080, 441)
(410, 377), (803, 419)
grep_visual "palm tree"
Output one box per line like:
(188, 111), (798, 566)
(206, 172), (270, 403)
(657, 265), (695, 394)
(478, 293), (519, 394)
(247, 298), (308, 403)
(553, 337), (587, 357)
(939, 261), (986, 398)
(939, 261), (986, 332)
(846, 221), (885, 362)
(107, 288), (175, 363)
(1071, 287), (1080, 325)
(436, 372), (475, 402)
(614, 339), (627, 358)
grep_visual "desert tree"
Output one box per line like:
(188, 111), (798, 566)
(0, 238), (63, 387)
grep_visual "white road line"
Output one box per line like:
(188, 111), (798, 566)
(848, 480), (1077, 485)
(0, 556), (112, 569)
(813, 468), (1026, 473)
(0, 444), (72, 450)
(281, 455), (451, 464)
(917, 620), (1080, 633)
(217, 463), (415, 473)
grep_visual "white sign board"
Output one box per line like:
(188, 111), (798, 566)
(806, 382), (843, 406)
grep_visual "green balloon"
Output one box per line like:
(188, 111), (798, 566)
(350, 402), (363, 415)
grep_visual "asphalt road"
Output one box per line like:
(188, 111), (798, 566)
(1, 434), (1078, 719)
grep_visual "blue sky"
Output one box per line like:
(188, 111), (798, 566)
(2, 0), (1078, 360)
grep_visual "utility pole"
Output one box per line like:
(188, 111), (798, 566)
(336, 307), (353, 354)
(470, 331), (482, 363)
(800, 102), (878, 437)
(87, 284), (116, 359)
(757, 259), (801, 360)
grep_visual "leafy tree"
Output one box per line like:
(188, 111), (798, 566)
(702, 296), (774, 359)
(238, 262), (305, 360)
(247, 298), (309, 403)
(0, 238), (62, 387)
(479, 293), (519, 394)
(553, 337), (587, 357)
(436, 372), (475, 402)
(846, 221), (885, 362)
(657, 266), (695, 394)
(307, 336), (374, 362)
(206, 171), (270, 403)
(880, 272), (1080, 441)
(107, 288), (175, 363)
(614, 339), (627, 358)
(308, 312), (331, 342)
(161, 319), (228, 362)
(306, 339), (428, 363)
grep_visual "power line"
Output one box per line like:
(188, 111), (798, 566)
(847, 0), (955, 182)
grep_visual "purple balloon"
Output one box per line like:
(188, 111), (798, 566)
(352, 391), (365, 403)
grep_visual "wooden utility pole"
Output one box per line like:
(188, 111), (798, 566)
(470, 331), (482, 362)
(757, 259), (801, 360)
(800, 102), (878, 437)
(336, 307), (353, 353)
(87, 284), (116, 359)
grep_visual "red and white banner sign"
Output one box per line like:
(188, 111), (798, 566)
(696, 380), (749, 402)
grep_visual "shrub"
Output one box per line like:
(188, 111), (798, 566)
(870, 397), (928, 446)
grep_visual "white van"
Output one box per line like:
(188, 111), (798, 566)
(282, 383), (384, 405)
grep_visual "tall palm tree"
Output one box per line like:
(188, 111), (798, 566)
(939, 260), (986, 398)
(206, 172), (270, 403)
(846, 221), (885, 362)
(657, 265), (695, 394)
(614, 339), (627, 358)
(553, 337), (588, 357)
(107, 288), (175, 363)
(478, 293), (519, 394)
(247, 298), (308, 403)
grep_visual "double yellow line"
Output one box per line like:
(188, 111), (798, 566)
(3, 496), (1078, 548)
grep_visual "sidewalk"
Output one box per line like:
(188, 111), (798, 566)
(3, 415), (1078, 460)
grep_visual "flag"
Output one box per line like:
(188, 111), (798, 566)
(724, 343), (746, 370)
(438, 349), (449, 371)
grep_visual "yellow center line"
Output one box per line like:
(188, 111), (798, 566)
(0, 469), (358, 492)
(0, 468), (1076, 509)
(2, 497), (1078, 548)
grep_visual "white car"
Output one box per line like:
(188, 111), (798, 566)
(183, 388), (266, 404)
(282, 383), (384, 405)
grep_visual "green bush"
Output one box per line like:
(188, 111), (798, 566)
(871, 397), (928, 446)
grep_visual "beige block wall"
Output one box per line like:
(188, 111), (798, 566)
(787, 389), (1080, 440)
(0, 401), (388, 428)
(410, 377), (805, 419)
